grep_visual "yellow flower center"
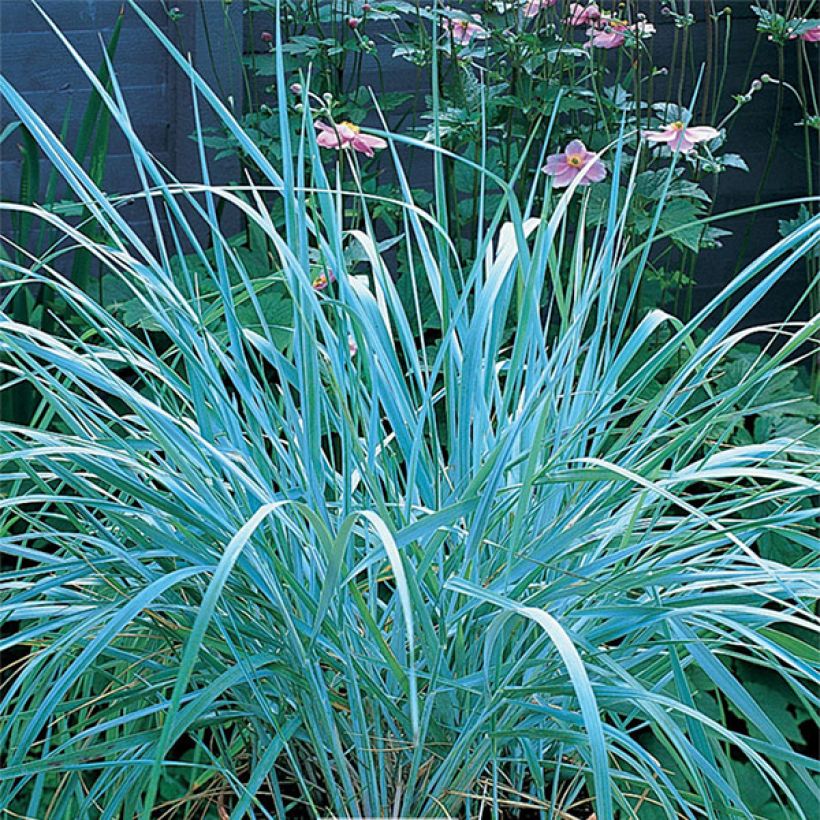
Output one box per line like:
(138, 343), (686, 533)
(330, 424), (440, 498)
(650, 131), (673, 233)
(567, 154), (583, 167)
(339, 121), (360, 133)
(671, 121), (685, 130)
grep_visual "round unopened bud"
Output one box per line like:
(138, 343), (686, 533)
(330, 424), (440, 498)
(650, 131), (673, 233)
(290, 82), (303, 94)
(750, 79), (763, 92)
(260, 30), (273, 42)
(348, 16), (360, 29)
(363, 2), (372, 10)
(761, 73), (772, 83)
(323, 92), (333, 102)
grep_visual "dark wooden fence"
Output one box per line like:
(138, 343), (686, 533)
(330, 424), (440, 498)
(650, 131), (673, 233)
(0, 0), (243, 240)
(1, 0), (817, 325)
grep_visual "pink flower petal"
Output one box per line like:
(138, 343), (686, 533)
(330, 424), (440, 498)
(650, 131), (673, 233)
(353, 139), (375, 157)
(590, 29), (625, 48)
(645, 122), (719, 153)
(364, 133), (388, 150)
(523, 0), (557, 17)
(668, 132), (696, 153)
(544, 154), (569, 173)
(565, 139), (588, 156)
(581, 159), (607, 183)
(354, 133), (387, 156)
(643, 128), (676, 144)
(337, 124), (359, 142)
(800, 24), (820, 42)
(684, 126), (720, 142)
(443, 16), (487, 44)
(315, 124), (342, 149)
(550, 167), (579, 188)
(567, 2), (599, 26)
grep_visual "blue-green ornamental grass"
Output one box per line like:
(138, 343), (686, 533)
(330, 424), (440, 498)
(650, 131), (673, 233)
(0, 3), (818, 818)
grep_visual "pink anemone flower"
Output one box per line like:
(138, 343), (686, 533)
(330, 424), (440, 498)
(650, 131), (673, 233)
(799, 23), (820, 41)
(442, 14), (488, 44)
(522, 0), (557, 17)
(566, 2), (600, 26)
(312, 268), (336, 291)
(588, 16), (629, 49)
(543, 139), (607, 188)
(315, 121), (387, 157)
(643, 121), (720, 153)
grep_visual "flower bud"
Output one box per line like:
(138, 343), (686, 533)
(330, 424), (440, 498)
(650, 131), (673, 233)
(260, 31), (273, 42)
(348, 16), (360, 29)
(290, 82), (303, 94)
